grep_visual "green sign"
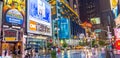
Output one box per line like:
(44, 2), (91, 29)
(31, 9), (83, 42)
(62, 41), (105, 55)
(94, 29), (101, 32)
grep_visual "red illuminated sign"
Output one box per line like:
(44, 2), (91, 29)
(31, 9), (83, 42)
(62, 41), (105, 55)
(4, 30), (16, 37)
(115, 40), (120, 50)
(3, 29), (18, 41)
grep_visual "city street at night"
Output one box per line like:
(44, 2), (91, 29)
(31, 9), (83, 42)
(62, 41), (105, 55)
(0, 0), (120, 58)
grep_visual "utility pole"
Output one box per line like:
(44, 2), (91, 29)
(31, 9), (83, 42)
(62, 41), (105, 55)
(107, 26), (112, 43)
(107, 26), (111, 38)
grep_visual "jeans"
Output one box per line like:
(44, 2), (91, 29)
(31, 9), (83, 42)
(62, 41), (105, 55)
(101, 53), (106, 58)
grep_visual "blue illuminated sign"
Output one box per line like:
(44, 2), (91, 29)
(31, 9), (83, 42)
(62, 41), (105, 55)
(112, 6), (119, 18)
(6, 9), (23, 25)
(58, 18), (70, 39)
(29, 0), (51, 23)
(27, 0), (52, 36)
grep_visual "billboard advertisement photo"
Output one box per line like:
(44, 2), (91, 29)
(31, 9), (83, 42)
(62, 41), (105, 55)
(3, 0), (26, 28)
(110, 0), (119, 18)
(58, 18), (70, 39)
(114, 28), (120, 39)
(90, 17), (100, 24)
(27, 0), (52, 36)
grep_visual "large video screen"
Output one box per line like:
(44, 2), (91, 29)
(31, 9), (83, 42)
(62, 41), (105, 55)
(3, 0), (26, 28)
(90, 17), (100, 24)
(27, 0), (52, 36)
(58, 18), (70, 39)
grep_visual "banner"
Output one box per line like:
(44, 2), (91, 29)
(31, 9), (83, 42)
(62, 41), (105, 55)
(110, 0), (119, 18)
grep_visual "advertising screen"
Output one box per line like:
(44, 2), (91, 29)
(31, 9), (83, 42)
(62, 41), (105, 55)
(115, 14), (120, 25)
(0, 1), (2, 36)
(90, 17), (100, 24)
(115, 40), (120, 50)
(3, 0), (25, 28)
(27, 0), (52, 36)
(110, 0), (119, 18)
(114, 28), (120, 39)
(3, 29), (18, 41)
(58, 18), (70, 39)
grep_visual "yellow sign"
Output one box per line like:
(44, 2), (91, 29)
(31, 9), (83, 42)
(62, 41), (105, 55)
(2, 43), (9, 50)
(4, 37), (16, 41)
(29, 20), (37, 31)
(110, 0), (118, 9)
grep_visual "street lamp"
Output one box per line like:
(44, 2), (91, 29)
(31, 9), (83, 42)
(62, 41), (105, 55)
(55, 27), (60, 47)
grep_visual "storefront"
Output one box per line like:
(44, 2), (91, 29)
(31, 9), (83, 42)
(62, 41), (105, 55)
(25, 35), (48, 54)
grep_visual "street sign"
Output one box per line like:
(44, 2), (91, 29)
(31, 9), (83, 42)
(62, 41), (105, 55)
(94, 29), (101, 32)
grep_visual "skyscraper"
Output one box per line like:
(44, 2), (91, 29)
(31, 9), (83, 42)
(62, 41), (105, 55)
(78, 0), (100, 22)
(78, 0), (115, 39)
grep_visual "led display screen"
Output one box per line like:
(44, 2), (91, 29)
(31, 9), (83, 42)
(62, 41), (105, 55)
(90, 17), (100, 24)
(27, 0), (52, 36)
(110, 0), (119, 18)
(58, 18), (70, 39)
(3, 29), (18, 41)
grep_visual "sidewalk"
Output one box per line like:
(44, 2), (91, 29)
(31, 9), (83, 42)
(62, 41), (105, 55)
(115, 54), (120, 58)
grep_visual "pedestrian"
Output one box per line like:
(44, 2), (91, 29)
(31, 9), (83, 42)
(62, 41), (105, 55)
(57, 48), (61, 54)
(81, 51), (86, 58)
(4, 49), (7, 56)
(108, 43), (115, 58)
(101, 47), (106, 58)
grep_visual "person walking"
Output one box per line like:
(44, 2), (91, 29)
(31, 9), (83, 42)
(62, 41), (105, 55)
(100, 47), (106, 58)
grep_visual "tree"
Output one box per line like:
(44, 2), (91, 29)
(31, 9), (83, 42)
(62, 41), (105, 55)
(62, 41), (67, 48)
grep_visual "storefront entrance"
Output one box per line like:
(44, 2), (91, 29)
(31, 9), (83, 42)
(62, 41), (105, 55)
(25, 38), (47, 55)
(2, 42), (22, 58)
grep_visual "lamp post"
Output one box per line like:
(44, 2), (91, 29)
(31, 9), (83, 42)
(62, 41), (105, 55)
(55, 0), (61, 48)
(55, 27), (60, 47)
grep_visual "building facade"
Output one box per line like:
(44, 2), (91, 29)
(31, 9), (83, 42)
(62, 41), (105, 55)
(78, 0), (100, 22)
(78, 0), (116, 39)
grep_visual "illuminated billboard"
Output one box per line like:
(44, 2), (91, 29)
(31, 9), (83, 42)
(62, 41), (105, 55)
(3, 0), (26, 28)
(58, 18), (70, 39)
(114, 28), (120, 39)
(27, 0), (52, 36)
(115, 14), (120, 25)
(115, 40), (120, 50)
(110, 0), (119, 18)
(90, 17), (100, 24)
(0, 1), (2, 35)
(3, 29), (18, 41)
